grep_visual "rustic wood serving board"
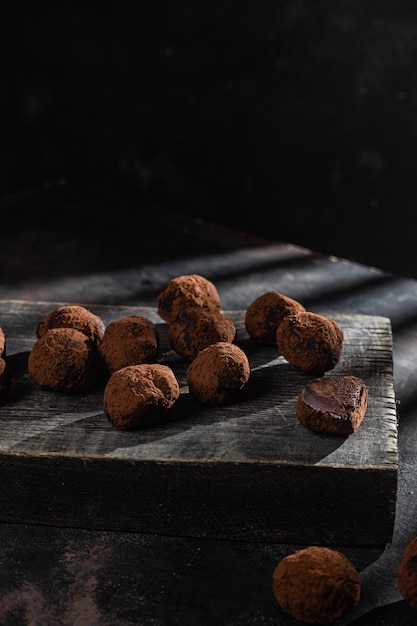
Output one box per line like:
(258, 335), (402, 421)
(0, 300), (398, 546)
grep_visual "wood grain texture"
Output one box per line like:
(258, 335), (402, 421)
(0, 300), (398, 545)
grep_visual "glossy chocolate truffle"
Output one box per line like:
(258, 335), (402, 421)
(169, 308), (236, 361)
(36, 304), (105, 348)
(28, 327), (101, 392)
(272, 546), (361, 624)
(187, 341), (250, 405)
(296, 375), (368, 435)
(98, 315), (159, 374)
(103, 363), (180, 429)
(245, 291), (305, 346)
(157, 274), (221, 324)
(276, 311), (344, 375)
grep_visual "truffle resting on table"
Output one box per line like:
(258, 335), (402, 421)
(0, 326), (9, 392)
(103, 363), (180, 429)
(98, 315), (159, 374)
(168, 308), (236, 361)
(276, 311), (344, 374)
(36, 304), (105, 348)
(296, 375), (368, 435)
(157, 274), (221, 324)
(187, 341), (250, 405)
(397, 536), (417, 609)
(272, 546), (361, 624)
(28, 327), (102, 392)
(245, 291), (305, 346)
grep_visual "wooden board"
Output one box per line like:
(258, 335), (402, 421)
(0, 300), (398, 545)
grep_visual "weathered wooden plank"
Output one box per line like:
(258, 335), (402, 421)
(0, 300), (398, 544)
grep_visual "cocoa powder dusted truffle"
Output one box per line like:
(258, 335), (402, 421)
(36, 304), (105, 348)
(98, 315), (159, 374)
(103, 363), (180, 430)
(272, 546), (361, 624)
(169, 308), (236, 361)
(296, 375), (368, 435)
(397, 536), (417, 609)
(245, 291), (305, 346)
(0, 327), (10, 392)
(28, 327), (101, 392)
(157, 274), (221, 324)
(187, 341), (250, 405)
(277, 311), (344, 375)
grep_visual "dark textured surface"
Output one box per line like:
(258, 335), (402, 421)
(3, 3), (417, 277)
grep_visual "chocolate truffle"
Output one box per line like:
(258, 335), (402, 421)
(272, 546), (361, 624)
(0, 326), (5, 358)
(397, 536), (417, 609)
(103, 363), (180, 429)
(245, 291), (305, 346)
(187, 341), (250, 405)
(276, 311), (344, 375)
(36, 304), (105, 348)
(0, 327), (10, 392)
(296, 375), (368, 435)
(169, 308), (236, 361)
(98, 315), (159, 374)
(28, 327), (101, 392)
(157, 274), (221, 324)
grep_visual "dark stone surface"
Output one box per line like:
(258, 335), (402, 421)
(2, 3), (417, 276)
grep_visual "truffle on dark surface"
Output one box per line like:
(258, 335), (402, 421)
(187, 341), (250, 405)
(98, 315), (159, 374)
(28, 327), (101, 392)
(276, 311), (344, 375)
(296, 375), (368, 435)
(169, 308), (236, 361)
(245, 291), (305, 346)
(157, 274), (221, 324)
(36, 304), (105, 348)
(398, 536), (417, 609)
(0, 327), (10, 392)
(103, 363), (180, 430)
(272, 546), (361, 624)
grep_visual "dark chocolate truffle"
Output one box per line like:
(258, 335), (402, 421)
(272, 546), (361, 624)
(98, 315), (159, 374)
(296, 375), (368, 435)
(169, 308), (236, 361)
(187, 341), (250, 405)
(397, 536), (417, 609)
(36, 304), (105, 348)
(28, 327), (101, 392)
(103, 363), (180, 429)
(157, 274), (221, 324)
(245, 291), (305, 346)
(276, 311), (344, 375)
(0, 327), (10, 392)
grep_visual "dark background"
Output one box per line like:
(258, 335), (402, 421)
(2, 2), (417, 277)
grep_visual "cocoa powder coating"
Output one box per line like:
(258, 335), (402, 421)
(28, 327), (101, 392)
(296, 375), (368, 435)
(103, 363), (180, 429)
(272, 546), (361, 624)
(169, 308), (236, 361)
(277, 311), (344, 374)
(36, 304), (105, 348)
(397, 536), (417, 609)
(245, 291), (305, 346)
(99, 315), (159, 374)
(157, 274), (221, 324)
(0, 326), (6, 358)
(187, 341), (250, 405)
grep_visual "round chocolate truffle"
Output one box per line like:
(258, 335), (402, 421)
(398, 536), (417, 609)
(187, 341), (250, 405)
(103, 363), (180, 429)
(272, 546), (361, 624)
(296, 375), (368, 435)
(36, 304), (105, 348)
(276, 311), (344, 375)
(99, 315), (159, 374)
(245, 291), (305, 346)
(28, 327), (101, 392)
(0, 326), (6, 358)
(157, 274), (221, 324)
(0, 357), (9, 392)
(169, 308), (236, 361)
